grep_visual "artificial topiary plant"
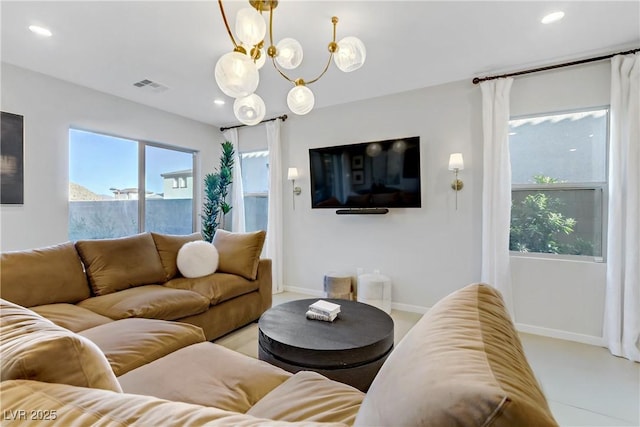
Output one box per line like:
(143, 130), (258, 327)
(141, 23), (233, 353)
(201, 141), (234, 242)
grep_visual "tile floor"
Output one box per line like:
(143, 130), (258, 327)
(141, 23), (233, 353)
(215, 292), (640, 427)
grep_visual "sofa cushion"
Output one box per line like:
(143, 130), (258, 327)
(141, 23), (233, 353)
(79, 318), (205, 376)
(152, 232), (202, 281)
(177, 240), (219, 278)
(118, 341), (292, 413)
(31, 303), (113, 332)
(164, 272), (259, 305)
(0, 299), (122, 392)
(0, 242), (90, 307)
(1, 380), (348, 427)
(77, 285), (210, 320)
(75, 233), (167, 296)
(354, 283), (558, 427)
(248, 371), (364, 424)
(213, 229), (266, 280)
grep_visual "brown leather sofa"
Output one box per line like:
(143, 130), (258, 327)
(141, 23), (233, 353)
(0, 281), (559, 426)
(0, 230), (272, 341)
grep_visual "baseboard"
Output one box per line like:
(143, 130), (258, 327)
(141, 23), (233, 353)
(515, 323), (604, 347)
(391, 302), (430, 314)
(282, 287), (430, 314)
(282, 286), (324, 297)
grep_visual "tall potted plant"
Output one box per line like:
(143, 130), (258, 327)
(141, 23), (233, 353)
(201, 141), (234, 242)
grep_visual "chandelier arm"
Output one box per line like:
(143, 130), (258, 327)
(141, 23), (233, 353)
(218, 0), (238, 49)
(270, 57), (296, 84)
(305, 53), (335, 85)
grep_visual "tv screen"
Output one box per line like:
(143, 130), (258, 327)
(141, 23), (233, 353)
(309, 136), (421, 209)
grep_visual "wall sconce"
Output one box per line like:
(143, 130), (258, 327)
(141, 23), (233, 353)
(287, 167), (301, 209)
(448, 153), (464, 209)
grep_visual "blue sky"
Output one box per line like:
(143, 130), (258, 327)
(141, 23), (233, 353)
(69, 129), (193, 196)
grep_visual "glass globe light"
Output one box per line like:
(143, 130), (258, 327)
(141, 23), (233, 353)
(214, 51), (259, 98)
(334, 36), (366, 72)
(391, 140), (407, 153)
(275, 38), (303, 69)
(287, 85), (314, 115)
(234, 94), (266, 126)
(366, 142), (382, 157)
(235, 7), (266, 46)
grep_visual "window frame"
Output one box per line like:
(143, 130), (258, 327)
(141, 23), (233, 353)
(240, 149), (269, 232)
(69, 128), (199, 238)
(508, 107), (609, 263)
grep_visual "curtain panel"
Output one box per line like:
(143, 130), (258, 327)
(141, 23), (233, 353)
(266, 120), (284, 293)
(480, 78), (515, 316)
(222, 128), (246, 233)
(604, 53), (640, 362)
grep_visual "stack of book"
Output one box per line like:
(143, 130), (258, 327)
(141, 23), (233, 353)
(306, 300), (341, 322)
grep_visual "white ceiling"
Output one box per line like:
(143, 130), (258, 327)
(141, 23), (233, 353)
(2, 1), (639, 128)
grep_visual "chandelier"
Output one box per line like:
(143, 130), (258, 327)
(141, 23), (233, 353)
(215, 0), (366, 126)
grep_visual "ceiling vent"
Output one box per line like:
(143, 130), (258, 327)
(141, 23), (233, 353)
(132, 78), (169, 93)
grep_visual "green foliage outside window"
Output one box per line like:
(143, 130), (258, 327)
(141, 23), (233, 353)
(510, 175), (594, 256)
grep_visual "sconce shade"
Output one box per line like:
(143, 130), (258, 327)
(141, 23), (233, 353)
(287, 85), (315, 115)
(235, 7), (266, 46)
(334, 36), (367, 72)
(276, 38), (304, 70)
(287, 167), (299, 180)
(448, 153), (465, 171)
(215, 52), (259, 98)
(233, 93), (266, 125)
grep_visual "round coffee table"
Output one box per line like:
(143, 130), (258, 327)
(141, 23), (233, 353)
(258, 298), (394, 391)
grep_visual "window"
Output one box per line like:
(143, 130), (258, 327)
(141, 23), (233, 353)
(509, 108), (608, 259)
(69, 129), (197, 240)
(240, 150), (269, 232)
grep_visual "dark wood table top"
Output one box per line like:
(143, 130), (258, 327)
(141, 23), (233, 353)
(258, 298), (394, 369)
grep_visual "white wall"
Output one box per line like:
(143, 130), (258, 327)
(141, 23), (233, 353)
(281, 61), (610, 342)
(0, 63), (223, 251)
(281, 80), (483, 312)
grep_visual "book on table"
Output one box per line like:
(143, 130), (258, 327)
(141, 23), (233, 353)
(308, 300), (341, 316)
(305, 310), (338, 322)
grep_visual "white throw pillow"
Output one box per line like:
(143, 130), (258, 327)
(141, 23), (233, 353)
(176, 241), (219, 278)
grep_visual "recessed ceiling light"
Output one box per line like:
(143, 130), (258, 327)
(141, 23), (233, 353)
(28, 25), (52, 37)
(541, 11), (565, 24)
(214, 99), (225, 106)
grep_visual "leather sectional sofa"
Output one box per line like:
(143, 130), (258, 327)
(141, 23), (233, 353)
(0, 230), (271, 341)
(1, 233), (558, 426)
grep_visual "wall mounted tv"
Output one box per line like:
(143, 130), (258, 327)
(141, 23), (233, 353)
(309, 136), (421, 210)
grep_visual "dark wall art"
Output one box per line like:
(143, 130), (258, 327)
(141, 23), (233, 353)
(1, 112), (25, 204)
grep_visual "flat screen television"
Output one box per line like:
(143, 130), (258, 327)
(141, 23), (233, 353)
(309, 136), (421, 209)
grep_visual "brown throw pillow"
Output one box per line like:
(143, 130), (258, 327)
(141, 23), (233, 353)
(75, 233), (167, 296)
(151, 232), (202, 280)
(212, 230), (266, 280)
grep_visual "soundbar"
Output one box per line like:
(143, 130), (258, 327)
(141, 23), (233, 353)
(336, 208), (389, 215)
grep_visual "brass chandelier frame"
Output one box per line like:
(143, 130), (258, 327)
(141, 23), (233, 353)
(217, 0), (340, 88)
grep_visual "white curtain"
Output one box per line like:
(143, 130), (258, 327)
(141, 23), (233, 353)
(266, 120), (284, 293)
(604, 53), (640, 362)
(222, 128), (246, 232)
(480, 78), (515, 316)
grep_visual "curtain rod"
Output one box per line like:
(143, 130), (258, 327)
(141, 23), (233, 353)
(219, 114), (288, 132)
(472, 47), (640, 84)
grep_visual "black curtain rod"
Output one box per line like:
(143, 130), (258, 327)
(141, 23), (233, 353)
(219, 114), (288, 132)
(472, 48), (640, 85)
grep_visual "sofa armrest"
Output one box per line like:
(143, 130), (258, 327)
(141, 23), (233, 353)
(256, 259), (273, 313)
(355, 283), (558, 427)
